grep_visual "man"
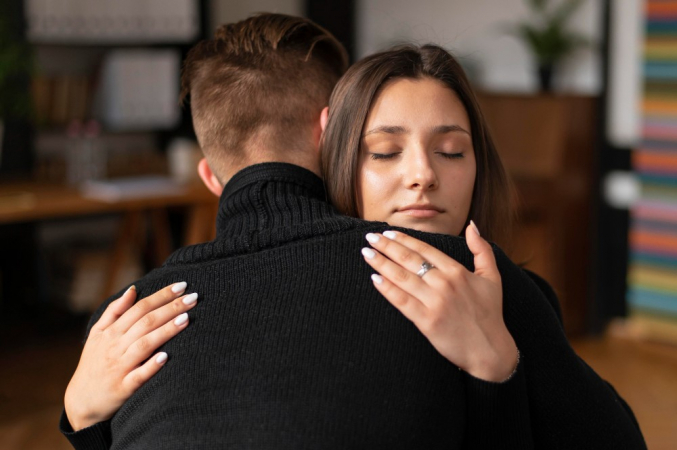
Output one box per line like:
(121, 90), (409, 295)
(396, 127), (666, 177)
(59, 14), (531, 449)
(60, 13), (643, 450)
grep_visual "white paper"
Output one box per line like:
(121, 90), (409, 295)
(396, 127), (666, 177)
(96, 49), (181, 130)
(80, 176), (185, 202)
(25, 0), (198, 43)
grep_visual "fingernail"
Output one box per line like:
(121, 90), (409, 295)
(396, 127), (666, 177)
(156, 352), (168, 364)
(383, 231), (397, 240)
(361, 247), (376, 259)
(174, 313), (189, 326)
(470, 220), (480, 236)
(371, 274), (383, 285)
(182, 293), (198, 305)
(172, 282), (188, 294)
(365, 233), (380, 244)
(125, 285), (136, 295)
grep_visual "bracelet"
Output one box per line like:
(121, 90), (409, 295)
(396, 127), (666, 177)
(500, 347), (521, 383)
(457, 347), (521, 383)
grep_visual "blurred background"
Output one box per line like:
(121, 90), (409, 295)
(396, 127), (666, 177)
(0, 0), (676, 448)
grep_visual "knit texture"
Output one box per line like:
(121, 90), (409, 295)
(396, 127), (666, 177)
(61, 163), (645, 450)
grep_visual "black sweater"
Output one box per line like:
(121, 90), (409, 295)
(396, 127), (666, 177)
(61, 163), (645, 449)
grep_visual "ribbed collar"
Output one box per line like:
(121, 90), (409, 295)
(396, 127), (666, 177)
(220, 162), (325, 201)
(165, 162), (368, 263)
(215, 162), (339, 239)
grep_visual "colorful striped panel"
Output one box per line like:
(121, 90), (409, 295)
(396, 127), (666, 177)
(627, 0), (677, 343)
(627, 288), (677, 316)
(647, 2), (677, 17)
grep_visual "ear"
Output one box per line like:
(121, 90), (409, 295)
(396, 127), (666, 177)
(197, 158), (223, 197)
(311, 107), (328, 155)
(320, 106), (329, 132)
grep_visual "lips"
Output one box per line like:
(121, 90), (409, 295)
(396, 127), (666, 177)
(396, 204), (444, 218)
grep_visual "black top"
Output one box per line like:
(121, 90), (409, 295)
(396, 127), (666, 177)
(61, 163), (646, 450)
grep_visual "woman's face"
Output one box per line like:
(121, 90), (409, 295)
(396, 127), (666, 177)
(357, 77), (476, 236)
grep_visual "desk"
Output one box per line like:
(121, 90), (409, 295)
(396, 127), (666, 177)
(0, 180), (218, 304)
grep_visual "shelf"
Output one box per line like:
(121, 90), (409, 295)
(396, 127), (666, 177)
(477, 92), (599, 336)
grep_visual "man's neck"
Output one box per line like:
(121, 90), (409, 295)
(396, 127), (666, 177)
(221, 155), (321, 185)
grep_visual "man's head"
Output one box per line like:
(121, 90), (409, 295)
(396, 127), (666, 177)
(180, 13), (348, 191)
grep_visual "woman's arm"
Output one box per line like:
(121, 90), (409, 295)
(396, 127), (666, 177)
(362, 225), (534, 449)
(61, 283), (198, 449)
(362, 226), (646, 449)
(494, 248), (647, 449)
(520, 267), (645, 442)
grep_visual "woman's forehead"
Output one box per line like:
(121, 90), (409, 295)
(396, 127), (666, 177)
(364, 77), (471, 133)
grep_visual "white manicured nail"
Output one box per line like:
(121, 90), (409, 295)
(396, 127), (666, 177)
(182, 293), (198, 305)
(383, 231), (397, 240)
(365, 233), (380, 244)
(125, 285), (136, 295)
(470, 220), (480, 236)
(174, 313), (189, 326)
(172, 282), (187, 294)
(361, 247), (376, 259)
(371, 274), (383, 285)
(156, 352), (168, 364)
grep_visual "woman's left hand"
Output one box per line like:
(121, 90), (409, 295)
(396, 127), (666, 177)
(361, 222), (518, 382)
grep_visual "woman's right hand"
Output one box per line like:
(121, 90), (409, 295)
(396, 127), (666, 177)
(362, 226), (517, 382)
(64, 282), (198, 431)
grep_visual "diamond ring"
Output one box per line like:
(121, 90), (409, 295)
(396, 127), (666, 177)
(416, 260), (436, 278)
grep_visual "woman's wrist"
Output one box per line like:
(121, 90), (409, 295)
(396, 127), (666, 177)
(65, 407), (88, 432)
(65, 392), (104, 431)
(463, 333), (519, 382)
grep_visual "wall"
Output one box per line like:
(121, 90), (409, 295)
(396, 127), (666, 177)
(607, 0), (644, 148)
(356, 0), (603, 94)
(209, 0), (303, 33)
(207, 0), (641, 145)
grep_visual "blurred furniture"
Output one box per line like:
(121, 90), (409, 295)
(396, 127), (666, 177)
(0, 180), (217, 303)
(25, 0), (207, 161)
(1, 2), (210, 310)
(477, 93), (598, 336)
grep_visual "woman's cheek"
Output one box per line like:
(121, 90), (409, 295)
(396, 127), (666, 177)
(359, 168), (389, 222)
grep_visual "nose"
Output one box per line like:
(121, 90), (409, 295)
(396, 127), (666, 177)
(405, 151), (439, 191)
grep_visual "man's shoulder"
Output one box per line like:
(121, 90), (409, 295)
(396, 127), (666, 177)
(84, 265), (181, 340)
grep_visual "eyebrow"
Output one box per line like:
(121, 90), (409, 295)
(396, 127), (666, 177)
(363, 125), (408, 136)
(363, 124), (470, 137)
(432, 124), (470, 135)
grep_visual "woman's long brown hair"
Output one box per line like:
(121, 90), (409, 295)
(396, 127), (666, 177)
(320, 44), (514, 248)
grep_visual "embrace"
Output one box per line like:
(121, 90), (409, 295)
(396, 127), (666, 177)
(61, 13), (646, 450)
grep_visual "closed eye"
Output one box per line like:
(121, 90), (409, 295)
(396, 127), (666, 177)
(436, 152), (464, 159)
(370, 153), (400, 160)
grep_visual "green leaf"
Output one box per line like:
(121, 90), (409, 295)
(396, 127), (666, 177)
(527, 0), (548, 12)
(551, 0), (584, 29)
(504, 0), (589, 65)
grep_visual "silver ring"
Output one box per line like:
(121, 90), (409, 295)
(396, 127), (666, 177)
(416, 260), (436, 278)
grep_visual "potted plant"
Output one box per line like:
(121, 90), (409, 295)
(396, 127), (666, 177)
(507, 0), (589, 91)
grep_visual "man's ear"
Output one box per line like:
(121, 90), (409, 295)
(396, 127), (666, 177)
(197, 158), (223, 197)
(320, 106), (329, 132)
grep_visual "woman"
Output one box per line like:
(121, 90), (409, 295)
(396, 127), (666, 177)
(64, 44), (645, 448)
(321, 43), (519, 382)
(321, 44), (644, 447)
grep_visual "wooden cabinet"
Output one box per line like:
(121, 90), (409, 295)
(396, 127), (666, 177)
(476, 93), (598, 336)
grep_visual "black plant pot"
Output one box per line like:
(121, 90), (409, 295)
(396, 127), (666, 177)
(0, 118), (34, 179)
(538, 64), (554, 92)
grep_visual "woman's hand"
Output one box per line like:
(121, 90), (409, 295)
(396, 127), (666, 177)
(361, 222), (518, 382)
(64, 283), (198, 431)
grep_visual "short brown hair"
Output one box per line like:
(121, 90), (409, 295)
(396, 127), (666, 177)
(321, 44), (513, 247)
(181, 13), (348, 179)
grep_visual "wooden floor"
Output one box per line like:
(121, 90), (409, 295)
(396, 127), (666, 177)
(571, 336), (677, 449)
(1, 317), (676, 450)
